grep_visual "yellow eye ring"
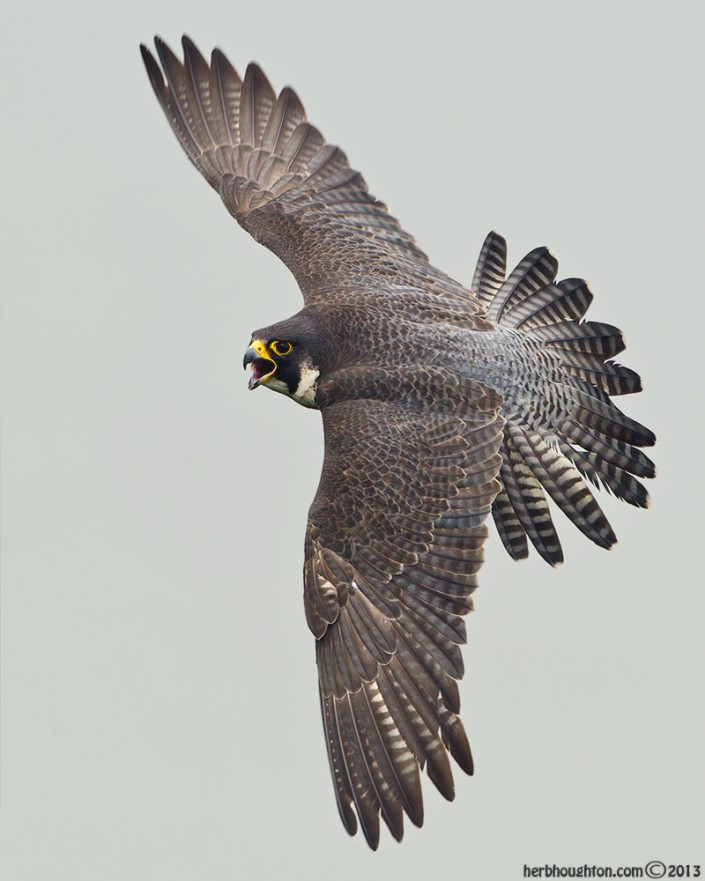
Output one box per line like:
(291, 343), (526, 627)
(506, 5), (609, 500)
(270, 340), (292, 357)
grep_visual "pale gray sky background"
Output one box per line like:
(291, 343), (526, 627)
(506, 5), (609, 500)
(2, 1), (704, 879)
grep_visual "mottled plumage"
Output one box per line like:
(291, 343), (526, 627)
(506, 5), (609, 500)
(141, 36), (655, 848)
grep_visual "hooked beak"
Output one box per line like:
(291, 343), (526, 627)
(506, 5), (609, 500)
(243, 339), (276, 390)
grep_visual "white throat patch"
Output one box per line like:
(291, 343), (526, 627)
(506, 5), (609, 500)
(292, 365), (320, 408)
(262, 364), (320, 408)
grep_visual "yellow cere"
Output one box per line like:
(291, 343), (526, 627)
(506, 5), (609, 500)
(251, 339), (275, 363)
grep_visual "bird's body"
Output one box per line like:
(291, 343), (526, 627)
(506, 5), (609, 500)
(255, 302), (562, 423)
(141, 36), (655, 849)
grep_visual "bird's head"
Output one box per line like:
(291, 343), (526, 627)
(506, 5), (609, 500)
(243, 332), (320, 408)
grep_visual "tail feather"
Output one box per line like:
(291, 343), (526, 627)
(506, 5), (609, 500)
(472, 231), (507, 306)
(491, 489), (529, 561)
(508, 426), (616, 551)
(575, 391), (656, 447)
(554, 350), (642, 396)
(513, 278), (594, 330)
(474, 231), (655, 564)
(531, 320), (626, 358)
(499, 433), (564, 566)
(484, 247), (558, 324)
(558, 441), (651, 508)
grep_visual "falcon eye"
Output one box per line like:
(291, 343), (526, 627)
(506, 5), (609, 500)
(270, 340), (293, 356)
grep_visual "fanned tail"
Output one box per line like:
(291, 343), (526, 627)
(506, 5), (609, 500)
(474, 232), (655, 565)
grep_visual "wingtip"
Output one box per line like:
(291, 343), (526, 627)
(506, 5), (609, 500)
(363, 827), (380, 851)
(339, 804), (358, 838)
(389, 823), (405, 844)
(140, 41), (166, 94)
(243, 60), (273, 88)
(154, 35), (171, 61)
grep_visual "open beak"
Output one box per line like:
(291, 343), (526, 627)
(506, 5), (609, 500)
(243, 339), (276, 390)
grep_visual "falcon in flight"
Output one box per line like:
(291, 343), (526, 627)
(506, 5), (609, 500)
(141, 36), (655, 848)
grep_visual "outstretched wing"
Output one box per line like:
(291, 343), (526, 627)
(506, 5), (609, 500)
(305, 366), (504, 847)
(141, 36), (478, 307)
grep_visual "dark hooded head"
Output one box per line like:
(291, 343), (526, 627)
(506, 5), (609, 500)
(242, 315), (323, 408)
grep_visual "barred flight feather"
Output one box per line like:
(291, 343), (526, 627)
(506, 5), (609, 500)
(484, 247), (559, 324)
(574, 391), (655, 447)
(471, 230), (506, 305)
(498, 433), (564, 566)
(532, 320), (625, 358)
(491, 488), (529, 560)
(558, 441), (651, 508)
(473, 231), (655, 565)
(508, 426), (616, 550)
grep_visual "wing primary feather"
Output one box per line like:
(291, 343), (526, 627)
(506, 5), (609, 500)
(438, 702), (474, 775)
(348, 689), (405, 841)
(384, 658), (455, 801)
(320, 691), (357, 836)
(153, 38), (203, 159)
(181, 35), (217, 147)
(332, 696), (381, 849)
(361, 681), (424, 828)
(210, 47), (242, 145)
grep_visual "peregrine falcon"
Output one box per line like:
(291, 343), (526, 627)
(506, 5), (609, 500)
(141, 36), (655, 848)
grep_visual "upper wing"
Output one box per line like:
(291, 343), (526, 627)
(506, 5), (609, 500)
(305, 366), (504, 847)
(140, 36), (480, 307)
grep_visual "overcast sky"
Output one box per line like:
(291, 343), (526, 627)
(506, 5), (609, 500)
(2, 1), (704, 879)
